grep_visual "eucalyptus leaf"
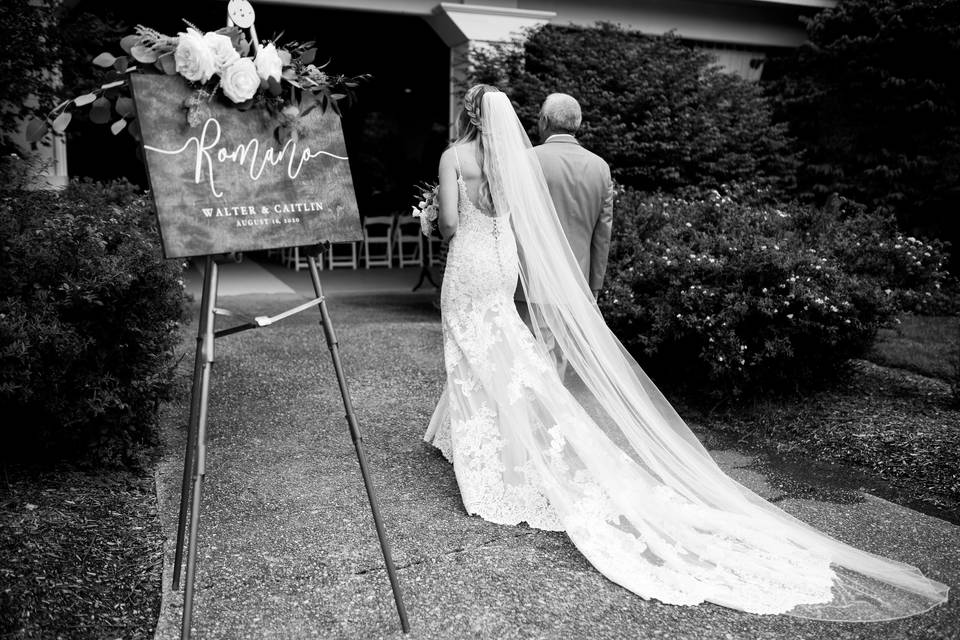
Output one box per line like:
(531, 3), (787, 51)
(52, 112), (72, 133)
(120, 35), (139, 54)
(110, 119), (127, 135)
(299, 48), (317, 65)
(116, 97), (135, 118)
(112, 56), (129, 72)
(127, 118), (141, 141)
(130, 44), (157, 64)
(267, 76), (283, 96)
(92, 52), (116, 68)
(299, 92), (316, 110)
(74, 93), (97, 107)
(330, 93), (346, 100)
(157, 53), (177, 75)
(90, 97), (112, 124)
(25, 118), (48, 143)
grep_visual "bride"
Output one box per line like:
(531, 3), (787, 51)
(423, 84), (948, 620)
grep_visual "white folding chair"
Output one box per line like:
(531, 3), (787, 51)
(327, 241), (359, 269)
(281, 246), (317, 272)
(393, 214), (423, 267)
(362, 215), (395, 269)
(426, 236), (445, 266)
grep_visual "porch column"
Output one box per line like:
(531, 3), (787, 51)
(426, 2), (555, 138)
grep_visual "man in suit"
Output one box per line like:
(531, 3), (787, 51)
(533, 93), (614, 299)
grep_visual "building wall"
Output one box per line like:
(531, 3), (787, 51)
(258, 0), (835, 47)
(259, 0), (834, 89)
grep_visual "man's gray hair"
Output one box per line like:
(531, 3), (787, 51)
(540, 93), (582, 134)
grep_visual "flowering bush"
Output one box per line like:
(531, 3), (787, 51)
(412, 181), (440, 237)
(600, 184), (953, 399)
(0, 180), (187, 464)
(27, 14), (367, 145)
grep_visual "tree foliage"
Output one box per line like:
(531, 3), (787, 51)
(765, 0), (960, 259)
(0, 0), (126, 154)
(469, 23), (799, 194)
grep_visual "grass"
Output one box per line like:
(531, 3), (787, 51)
(870, 314), (960, 382)
(0, 465), (162, 640)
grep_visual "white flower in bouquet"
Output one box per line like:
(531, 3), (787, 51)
(254, 42), (284, 83)
(203, 31), (240, 73)
(220, 57), (260, 103)
(174, 28), (217, 83)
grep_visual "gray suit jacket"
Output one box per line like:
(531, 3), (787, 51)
(533, 135), (614, 292)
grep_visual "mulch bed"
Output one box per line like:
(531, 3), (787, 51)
(692, 359), (960, 524)
(0, 465), (162, 639)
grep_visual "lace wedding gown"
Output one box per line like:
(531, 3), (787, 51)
(424, 163), (843, 614)
(424, 95), (947, 621)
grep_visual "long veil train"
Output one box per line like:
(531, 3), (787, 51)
(478, 91), (948, 620)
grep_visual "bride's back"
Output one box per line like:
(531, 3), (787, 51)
(450, 141), (491, 214)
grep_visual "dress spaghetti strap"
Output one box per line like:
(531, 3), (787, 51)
(453, 146), (462, 178)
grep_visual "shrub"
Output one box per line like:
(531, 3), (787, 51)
(599, 184), (952, 399)
(0, 179), (187, 465)
(470, 22), (798, 194)
(764, 0), (960, 265)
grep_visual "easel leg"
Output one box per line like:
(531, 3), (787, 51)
(172, 278), (211, 589)
(412, 263), (438, 292)
(307, 254), (410, 633)
(178, 257), (219, 640)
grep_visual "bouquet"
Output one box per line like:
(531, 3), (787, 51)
(412, 181), (440, 237)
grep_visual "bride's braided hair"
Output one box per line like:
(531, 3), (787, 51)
(453, 84), (500, 213)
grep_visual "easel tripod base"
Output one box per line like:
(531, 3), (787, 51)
(171, 248), (410, 639)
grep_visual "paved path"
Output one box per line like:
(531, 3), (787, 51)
(155, 258), (957, 639)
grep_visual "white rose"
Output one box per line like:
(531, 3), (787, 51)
(203, 31), (240, 73)
(220, 57), (260, 103)
(174, 28), (217, 84)
(254, 42), (283, 83)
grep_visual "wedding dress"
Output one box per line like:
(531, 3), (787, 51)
(424, 91), (948, 620)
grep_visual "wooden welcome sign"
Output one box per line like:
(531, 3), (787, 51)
(130, 74), (362, 259)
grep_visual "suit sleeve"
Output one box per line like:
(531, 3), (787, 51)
(589, 163), (614, 292)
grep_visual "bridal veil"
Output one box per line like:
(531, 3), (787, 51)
(478, 90), (948, 621)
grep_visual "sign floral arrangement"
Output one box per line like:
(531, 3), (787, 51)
(28, 0), (368, 146)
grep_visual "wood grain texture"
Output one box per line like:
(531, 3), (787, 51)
(131, 74), (362, 259)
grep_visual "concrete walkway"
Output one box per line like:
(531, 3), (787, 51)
(155, 258), (957, 640)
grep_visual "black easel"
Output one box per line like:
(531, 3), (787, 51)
(412, 262), (439, 291)
(171, 246), (409, 639)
